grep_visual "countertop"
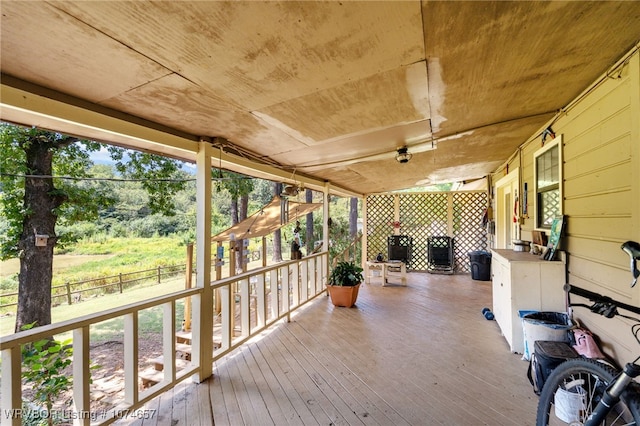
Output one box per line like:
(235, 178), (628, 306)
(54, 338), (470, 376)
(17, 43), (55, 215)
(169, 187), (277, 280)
(490, 249), (564, 263)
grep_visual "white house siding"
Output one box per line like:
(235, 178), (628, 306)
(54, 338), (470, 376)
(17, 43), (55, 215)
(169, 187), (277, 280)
(492, 49), (640, 366)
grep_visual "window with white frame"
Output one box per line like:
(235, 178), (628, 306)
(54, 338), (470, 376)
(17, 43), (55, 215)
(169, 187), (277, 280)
(534, 135), (562, 229)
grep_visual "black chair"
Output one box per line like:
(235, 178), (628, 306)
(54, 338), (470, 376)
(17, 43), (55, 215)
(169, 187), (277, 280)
(427, 236), (454, 274)
(387, 235), (412, 266)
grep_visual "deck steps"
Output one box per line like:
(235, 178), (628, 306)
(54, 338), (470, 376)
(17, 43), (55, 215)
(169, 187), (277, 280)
(139, 332), (222, 388)
(175, 330), (222, 347)
(150, 356), (190, 372)
(175, 330), (192, 344)
(140, 369), (165, 388)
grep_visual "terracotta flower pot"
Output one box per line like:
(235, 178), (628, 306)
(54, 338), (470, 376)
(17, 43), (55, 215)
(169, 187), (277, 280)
(327, 283), (361, 307)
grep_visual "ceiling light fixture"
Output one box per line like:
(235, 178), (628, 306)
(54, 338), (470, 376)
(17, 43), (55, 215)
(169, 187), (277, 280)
(395, 147), (412, 164)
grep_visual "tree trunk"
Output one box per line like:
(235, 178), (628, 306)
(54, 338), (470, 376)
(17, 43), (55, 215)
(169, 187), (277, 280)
(239, 194), (248, 220)
(272, 182), (282, 262)
(305, 189), (314, 253)
(15, 139), (65, 332)
(349, 197), (358, 239)
(230, 197), (239, 225)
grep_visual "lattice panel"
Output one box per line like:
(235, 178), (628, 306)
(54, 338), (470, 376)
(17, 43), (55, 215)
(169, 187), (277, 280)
(398, 193), (448, 271)
(366, 194), (395, 261)
(452, 192), (488, 272)
(541, 190), (560, 227)
(366, 192), (488, 273)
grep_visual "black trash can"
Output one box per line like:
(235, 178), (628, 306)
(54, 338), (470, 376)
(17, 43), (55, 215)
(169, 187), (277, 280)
(468, 250), (491, 281)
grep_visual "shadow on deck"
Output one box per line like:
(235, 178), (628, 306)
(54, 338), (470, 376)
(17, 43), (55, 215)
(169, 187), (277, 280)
(120, 272), (539, 425)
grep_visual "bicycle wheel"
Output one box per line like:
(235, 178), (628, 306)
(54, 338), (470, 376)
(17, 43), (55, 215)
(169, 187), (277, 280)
(536, 358), (640, 425)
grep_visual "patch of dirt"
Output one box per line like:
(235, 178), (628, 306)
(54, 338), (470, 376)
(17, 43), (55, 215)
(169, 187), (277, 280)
(1, 254), (116, 277)
(89, 334), (164, 412)
(20, 333), (164, 422)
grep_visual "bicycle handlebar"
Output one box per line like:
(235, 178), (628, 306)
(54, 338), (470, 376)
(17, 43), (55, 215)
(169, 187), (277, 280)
(564, 284), (640, 317)
(621, 241), (640, 288)
(564, 242), (640, 316)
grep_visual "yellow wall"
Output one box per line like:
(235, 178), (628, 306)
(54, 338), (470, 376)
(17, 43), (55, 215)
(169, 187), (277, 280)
(491, 48), (640, 365)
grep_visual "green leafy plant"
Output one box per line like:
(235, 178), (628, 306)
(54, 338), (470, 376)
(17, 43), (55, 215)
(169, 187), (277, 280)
(21, 323), (73, 426)
(328, 261), (363, 287)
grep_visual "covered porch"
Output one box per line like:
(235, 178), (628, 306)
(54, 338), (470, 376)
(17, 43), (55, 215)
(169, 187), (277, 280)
(2, 2), (638, 424)
(125, 272), (536, 425)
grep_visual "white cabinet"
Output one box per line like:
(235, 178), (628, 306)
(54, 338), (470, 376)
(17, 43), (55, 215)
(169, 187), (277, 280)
(490, 249), (566, 354)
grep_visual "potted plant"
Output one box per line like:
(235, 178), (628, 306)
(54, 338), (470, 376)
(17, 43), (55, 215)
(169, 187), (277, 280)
(327, 260), (364, 307)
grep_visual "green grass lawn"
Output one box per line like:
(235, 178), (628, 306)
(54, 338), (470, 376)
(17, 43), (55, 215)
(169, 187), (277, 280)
(1, 236), (190, 314)
(1, 237), (190, 337)
(1, 237), (189, 281)
(0, 236), (274, 338)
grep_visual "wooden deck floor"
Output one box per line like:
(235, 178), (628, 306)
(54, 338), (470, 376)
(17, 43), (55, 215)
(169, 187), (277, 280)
(123, 272), (539, 425)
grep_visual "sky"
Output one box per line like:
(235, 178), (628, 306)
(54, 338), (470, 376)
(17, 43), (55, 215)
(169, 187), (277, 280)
(90, 146), (196, 173)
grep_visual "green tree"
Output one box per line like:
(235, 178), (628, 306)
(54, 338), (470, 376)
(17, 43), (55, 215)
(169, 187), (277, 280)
(21, 323), (74, 426)
(217, 171), (254, 270)
(0, 124), (186, 332)
(250, 178), (274, 208)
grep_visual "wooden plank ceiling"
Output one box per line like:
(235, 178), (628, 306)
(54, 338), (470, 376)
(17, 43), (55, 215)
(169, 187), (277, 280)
(1, 1), (639, 195)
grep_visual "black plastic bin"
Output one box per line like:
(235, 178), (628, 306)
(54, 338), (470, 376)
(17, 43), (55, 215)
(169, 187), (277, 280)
(468, 250), (492, 281)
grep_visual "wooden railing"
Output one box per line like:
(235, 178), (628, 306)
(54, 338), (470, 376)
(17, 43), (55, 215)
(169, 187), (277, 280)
(0, 252), (328, 426)
(331, 234), (363, 268)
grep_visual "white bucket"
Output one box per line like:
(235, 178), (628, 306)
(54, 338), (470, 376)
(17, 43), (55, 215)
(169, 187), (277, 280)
(522, 312), (573, 360)
(554, 387), (586, 423)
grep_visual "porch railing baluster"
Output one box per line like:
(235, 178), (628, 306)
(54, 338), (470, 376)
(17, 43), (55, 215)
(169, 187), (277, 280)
(1, 344), (21, 426)
(124, 312), (139, 406)
(0, 252), (328, 425)
(73, 325), (91, 426)
(162, 301), (176, 384)
(239, 278), (250, 338)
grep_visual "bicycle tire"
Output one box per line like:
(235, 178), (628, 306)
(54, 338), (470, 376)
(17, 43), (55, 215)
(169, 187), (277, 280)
(536, 358), (640, 425)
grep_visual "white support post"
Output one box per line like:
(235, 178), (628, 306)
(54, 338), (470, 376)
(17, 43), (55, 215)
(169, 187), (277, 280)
(394, 194), (400, 235)
(300, 259), (309, 301)
(73, 326), (91, 426)
(291, 262), (300, 308)
(323, 183), (330, 286)
(1, 346), (22, 426)
(362, 195), (368, 267)
(256, 274), (266, 329)
(447, 192), (455, 236)
(240, 278), (250, 337)
(280, 265), (290, 316)
(163, 301), (176, 383)
(220, 285), (232, 349)
(124, 312), (139, 405)
(229, 239), (236, 334)
(270, 269), (279, 319)
(193, 141), (214, 382)
(316, 256), (324, 294)
(309, 258), (317, 295)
